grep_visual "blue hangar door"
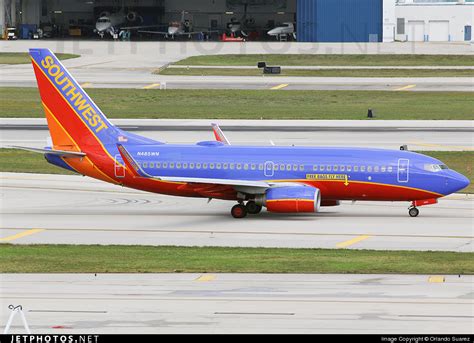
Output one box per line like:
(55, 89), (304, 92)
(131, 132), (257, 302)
(297, 0), (383, 42)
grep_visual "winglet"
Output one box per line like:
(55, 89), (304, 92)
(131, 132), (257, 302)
(211, 123), (231, 145)
(116, 144), (156, 179)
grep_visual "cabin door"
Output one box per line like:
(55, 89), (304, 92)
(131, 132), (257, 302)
(264, 161), (275, 177)
(114, 154), (126, 178)
(398, 159), (409, 183)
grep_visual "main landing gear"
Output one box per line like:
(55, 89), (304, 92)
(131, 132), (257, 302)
(231, 201), (263, 219)
(408, 206), (419, 218)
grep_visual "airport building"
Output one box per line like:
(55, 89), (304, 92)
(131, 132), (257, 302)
(0, 0), (472, 42)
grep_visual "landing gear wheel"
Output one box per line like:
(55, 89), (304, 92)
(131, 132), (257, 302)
(246, 201), (262, 215)
(231, 204), (248, 219)
(409, 207), (419, 217)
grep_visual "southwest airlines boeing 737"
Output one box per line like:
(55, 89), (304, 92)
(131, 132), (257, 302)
(16, 49), (469, 218)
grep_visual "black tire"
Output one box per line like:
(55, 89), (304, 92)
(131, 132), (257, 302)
(409, 207), (419, 217)
(231, 204), (248, 219)
(246, 201), (262, 215)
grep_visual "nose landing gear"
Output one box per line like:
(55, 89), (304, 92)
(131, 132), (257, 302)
(408, 206), (419, 217)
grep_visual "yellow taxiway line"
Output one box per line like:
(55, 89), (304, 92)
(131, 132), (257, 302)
(270, 83), (289, 90)
(195, 274), (216, 282)
(81, 82), (92, 88)
(428, 276), (446, 283)
(394, 84), (416, 91)
(0, 229), (45, 242)
(336, 235), (372, 248)
(143, 83), (161, 89)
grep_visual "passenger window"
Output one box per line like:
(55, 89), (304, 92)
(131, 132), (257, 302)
(360, 166), (366, 172)
(170, 163), (175, 169)
(340, 166), (345, 172)
(258, 164), (264, 171)
(244, 164), (249, 170)
(320, 165), (325, 171)
(293, 165), (298, 171)
(354, 166), (358, 172)
(388, 166), (393, 173)
(367, 166), (372, 172)
(381, 166), (386, 172)
(189, 163), (194, 169)
(237, 163), (242, 170)
(177, 163), (182, 169)
(183, 163), (188, 169)
(156, 162), (161, 168)
(223, 163), (228, 170)
(150, 162), (155, 168)
(326, 166), (331, 172)
(313, 165), (318, 171)
(143, 162), (148, 168)
(333, 166), (338, 172)
(251, 164), (256, 170)
(299, 165), (304, 171)
(216, 163), (222, 170)
(230, 163), (235, 170)
(374, 166), (379, 172)
(163, 162), (168, 168)
(203, 163), (208, 169)
(347, 166), (352, 172)
(286, 164), (291, 171)
(280, 164), (285, 171)
(210, 163), (215, 169)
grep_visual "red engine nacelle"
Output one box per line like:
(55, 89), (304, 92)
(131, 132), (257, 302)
(255, 186), (321, 213)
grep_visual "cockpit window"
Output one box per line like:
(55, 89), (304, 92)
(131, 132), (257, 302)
(424, 164), (448, 172)
(98, 18), (110, 23)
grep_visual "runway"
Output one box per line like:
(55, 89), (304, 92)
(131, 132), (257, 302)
(1, 273), (472, 334)
(1, 68), (472, 91)
(1, 119), (473, 151)
(1, 173), (472, 251)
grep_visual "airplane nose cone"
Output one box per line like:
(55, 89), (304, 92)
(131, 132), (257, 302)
(268, 29), (277, 35)
(168, 27), (178, 35)
(446, 171), (470, 194)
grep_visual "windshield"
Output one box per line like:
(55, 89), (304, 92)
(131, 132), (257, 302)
(424, 164), (448, 172)
(98, 18), (110, 23)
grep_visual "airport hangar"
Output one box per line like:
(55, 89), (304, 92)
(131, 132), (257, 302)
(0, 0), (472, 42)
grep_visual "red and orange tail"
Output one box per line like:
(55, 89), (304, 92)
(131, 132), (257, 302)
(29, 48), (120, 153)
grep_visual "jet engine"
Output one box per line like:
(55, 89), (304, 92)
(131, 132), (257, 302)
(255, 186), (321, 213)
(126, 11), (142, 23)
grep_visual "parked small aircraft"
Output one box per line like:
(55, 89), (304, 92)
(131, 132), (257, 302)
(139, 11), (218, 39)
(268, 22), (296, 40)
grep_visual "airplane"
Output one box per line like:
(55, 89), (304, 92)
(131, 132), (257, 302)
(94, 10), (147, 38)
(139, 11), (218, 40)
(17, 49), (470, 219)
(267, 22), (296, 40)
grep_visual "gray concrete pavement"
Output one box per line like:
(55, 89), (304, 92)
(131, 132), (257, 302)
(1, 120), (473, 151)
(1, 173), (472, 251)
(1, 40), (472, 91)
(1, 273), (472, 334)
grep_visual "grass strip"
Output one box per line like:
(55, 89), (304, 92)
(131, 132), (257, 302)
(173, 54), (474, 67)
(1, 87), (473, 120)
(0, 244), (473, 274)
(0, 52), (80, 64)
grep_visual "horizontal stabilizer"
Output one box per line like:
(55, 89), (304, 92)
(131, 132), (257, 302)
(8, 146), (86, 157)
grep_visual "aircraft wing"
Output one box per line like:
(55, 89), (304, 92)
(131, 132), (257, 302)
(8, 145), (86, 157)
(117, 143), (270, 190)
(138, 30), (170, 35)
(120, 24), (163, 30)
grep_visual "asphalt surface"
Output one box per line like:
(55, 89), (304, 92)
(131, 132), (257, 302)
(1, 273), (472, 334)
(1, 120), (473, 151)
(1, 173), (472, 251)
(1, 40), (472, 91)
(1, 68), (472, 91)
